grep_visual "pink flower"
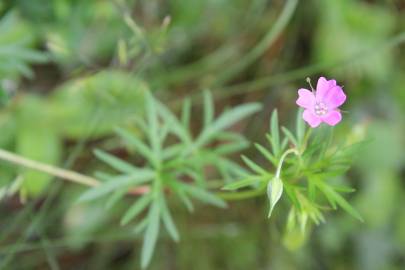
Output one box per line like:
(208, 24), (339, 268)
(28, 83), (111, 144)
(296, 77), (346, 128)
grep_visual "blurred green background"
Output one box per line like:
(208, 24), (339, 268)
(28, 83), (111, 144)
(0, 0), (404, 269)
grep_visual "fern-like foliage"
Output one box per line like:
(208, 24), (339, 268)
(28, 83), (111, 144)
(78, 91), (261, 268)
(0, 12), (47, 79)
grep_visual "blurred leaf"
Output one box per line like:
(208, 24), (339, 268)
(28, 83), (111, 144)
(182, 184), (227, 208)
(16, 96), (61, 196)
(145, 92), (160, 158)
(141, 199), (160, 269)
(49, 71), (147, 139)
(281, 127), (298, 148)
(197, 103), (261, 146)
(94, 149), (141, 174)
(318, 182), (363, 222)
(296, 108), (305, 146)
(181, 98), (191, 131)
(222, 176), (264, 191)
(115, 127), (156, 166)
(0, 11), (47, 79)
(203, 90), (214, 128)
(121, 194), (152, 226)
(254, 143), (277, 166)
(241, 155), (267, 175)
(44, 1), (126, 66)
(160, 195), (180, 242)
(156, 99), (190, 143)
(270, 109), (280, 157)
(78, 171), (154, 202)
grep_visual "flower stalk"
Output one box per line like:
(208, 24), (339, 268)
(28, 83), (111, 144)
(275, 148), (299, 179)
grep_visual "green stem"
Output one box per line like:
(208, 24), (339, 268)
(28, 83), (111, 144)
(217, 187), (266, 201)
(300, 128), (312, 153)
(218, 148), (299, 201)
(275, 148), (299, 179)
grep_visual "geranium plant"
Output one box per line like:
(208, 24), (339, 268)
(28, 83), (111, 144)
(0, 77), (363, 268)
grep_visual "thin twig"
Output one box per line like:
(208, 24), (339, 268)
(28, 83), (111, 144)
(0, 148), (99, 187)
(0, 148), (149, 195)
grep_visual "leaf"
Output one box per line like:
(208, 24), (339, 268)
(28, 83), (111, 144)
(281, 127), (298, 147)
(16, 96), (61, 196)
(160, 196), (180, 242)
(332, 185), (356, 193)
(241, 155), (267, 175)
(115, 127), (156, 165)
(179, 192), (194, 212)
(181, 98), (191, 130)
(94, 149), (141, 174)
(145, 92), (160, 157)
(216, 158), (247, 178)
(121, 194), (153, 225)
(318, 183), (363, 221)
(222, 176), (264, 191)
(159, 121), (170, 143)
(183, 184), (227, 208)
(212, 103), (261, 132)
(215, 140), (249, 155)
(254, 143), (277, 165)
(307, 180), (316, 202)
(283, 184), (301, 211)
(141, 200), (160, 269)
(270, 109), (280, 157)
(296, 108), (305, 146)
(48, 71), (146, 139)
(197, 103), (261, 146)
(156, 99), (190, 142)
(267, 176), (283, 218)
(329, 190), (363, 222)
(281, 137), (288, 152)
(169, 181), (194, 212)
(162, 144), (184, 158)
(134, 218), (149, 235)
(214, 132), (251, 156)
(78, 171), (154, 202)
(0, 12), (48, 79)
(105, 189), (127, 209)
(203, 90), (214, 128)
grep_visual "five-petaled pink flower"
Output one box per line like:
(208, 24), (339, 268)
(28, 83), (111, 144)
(296, 77), (346, 128)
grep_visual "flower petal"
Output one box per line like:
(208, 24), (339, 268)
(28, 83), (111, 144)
(322, 110), (342, 126)
(303, 109), (321, 128)
(322, 86), (346, 109)
(296, 88), (315, 109)
(316, 77), (336, 101)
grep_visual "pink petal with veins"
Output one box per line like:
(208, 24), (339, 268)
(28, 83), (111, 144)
(322, 86), (346, 109)
(316, 77), (337, 101)
(296, 88), (315, 109)
(322, 110), (342, 126)
(303, 109), (321, 128)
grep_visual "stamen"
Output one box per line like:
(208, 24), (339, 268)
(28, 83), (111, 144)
(314, 102), (328, 116)
(306, 77), (315, 92)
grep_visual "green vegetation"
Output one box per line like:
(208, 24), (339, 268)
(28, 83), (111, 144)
(0, 0), (404, 269)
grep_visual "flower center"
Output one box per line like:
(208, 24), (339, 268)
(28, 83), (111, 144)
(314, 102), (328, 116)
